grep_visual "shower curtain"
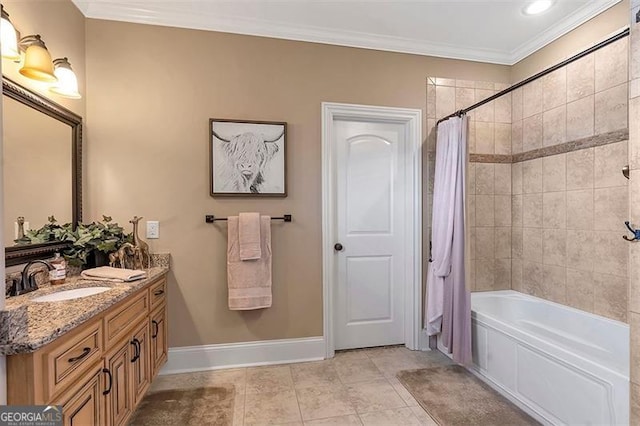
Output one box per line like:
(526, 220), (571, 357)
(425, 116), (472, 365)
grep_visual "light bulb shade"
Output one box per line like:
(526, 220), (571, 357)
(19, 35), (57, 83)
(0, 7), (19, 61)
(50, 58), (81, 99)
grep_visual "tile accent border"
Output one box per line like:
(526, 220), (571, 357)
(469, 154), (512, 163)
(468, 129), (629, 164)
(512, 129), (629, 163)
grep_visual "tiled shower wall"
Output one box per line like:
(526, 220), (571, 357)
(427, 36), (630, 323)
(426, 78), (512, 292)
(513, 143), (628, 320)
(627, 0), (640, 421)
(512, 36), (630, 322)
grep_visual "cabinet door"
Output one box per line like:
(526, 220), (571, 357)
(53, 364), (104, 426)
(131, 321), (151, 406)
(150, 305), (167, 377)
(104, 341), (132, 426)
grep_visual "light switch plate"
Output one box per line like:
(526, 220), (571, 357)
(146, 221), (159, 239)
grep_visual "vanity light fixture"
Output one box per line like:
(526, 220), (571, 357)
(524, 0), (553, 15)
(18, 34), (57, 83)
(0, 7), (80, 98)
(50, 58), (81, 99)
(0, 5), (20, 61)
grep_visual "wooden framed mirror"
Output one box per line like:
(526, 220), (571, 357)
(3, 76), (82, 266)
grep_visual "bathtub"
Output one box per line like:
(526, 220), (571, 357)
(470, 290), (629, 426)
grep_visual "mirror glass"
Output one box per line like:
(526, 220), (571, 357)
(3, 95), (73, 246)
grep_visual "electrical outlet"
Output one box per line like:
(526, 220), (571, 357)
(146, 221), (159, 239)
(14, 221), (30, 239)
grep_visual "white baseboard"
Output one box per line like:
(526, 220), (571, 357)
(159, 336), (325, 375)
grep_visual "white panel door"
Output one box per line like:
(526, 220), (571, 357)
(334, 119), (406, 350)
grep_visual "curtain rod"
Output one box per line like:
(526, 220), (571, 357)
(436, 27), (630, 125)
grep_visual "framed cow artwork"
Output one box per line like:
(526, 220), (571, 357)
(210, 119), (287, 197)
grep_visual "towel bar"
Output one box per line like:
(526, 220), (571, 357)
(205, 214), (292, 223)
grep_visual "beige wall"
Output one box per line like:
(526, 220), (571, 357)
(0, 1), (85, 117)
(84, 19), (510, 347)
(511, 0), (629, 83)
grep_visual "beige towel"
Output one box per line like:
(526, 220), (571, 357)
(239, 212), (261, 260)
(227, 216), (272, 310)
(81, 266), (147, 282)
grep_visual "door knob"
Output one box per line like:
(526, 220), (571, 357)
(334, 243), (344, 251)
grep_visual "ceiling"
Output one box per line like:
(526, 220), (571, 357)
(72, 0), (623, 65)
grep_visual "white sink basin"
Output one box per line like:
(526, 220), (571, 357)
(32, 287), (112, 302)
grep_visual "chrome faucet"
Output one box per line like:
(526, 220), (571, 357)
(9, 260), (54, 296)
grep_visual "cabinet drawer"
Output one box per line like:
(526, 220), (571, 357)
(104, 291), (149, 347)
(44, 319), (103, 401)
(51, 362), (105, 426)
(149, 278), (166, 311)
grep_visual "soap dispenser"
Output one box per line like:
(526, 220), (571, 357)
(50, 252), (66, 285)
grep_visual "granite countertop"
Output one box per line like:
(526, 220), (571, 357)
(0, 267), (169, 355)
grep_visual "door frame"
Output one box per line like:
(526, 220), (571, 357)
(321, 102), (423, 358)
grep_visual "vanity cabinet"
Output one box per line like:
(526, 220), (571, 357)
(7, 274), (168, 426)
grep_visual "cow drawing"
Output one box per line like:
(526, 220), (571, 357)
(213, 130), (283, 193)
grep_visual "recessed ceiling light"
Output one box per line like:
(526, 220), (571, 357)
(524, 0), (553, 15)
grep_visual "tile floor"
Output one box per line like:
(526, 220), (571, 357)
(150, 346), (453, 425)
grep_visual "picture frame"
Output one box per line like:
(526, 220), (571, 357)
(210, 118), (287, 197)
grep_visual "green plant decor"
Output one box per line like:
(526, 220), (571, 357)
(26, 215), (132, 267)
(24, 215), (70, 243)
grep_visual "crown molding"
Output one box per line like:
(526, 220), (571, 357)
(508, 0), (623, 64)
(73, 0), (621, 65)
(74, 1), (511, 63)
